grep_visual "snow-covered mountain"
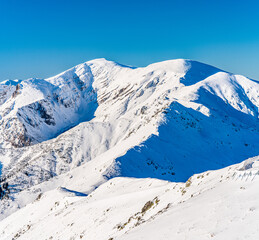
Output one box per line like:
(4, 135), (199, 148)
(0, 63), (96, 147)
(0, 58), (258, 239)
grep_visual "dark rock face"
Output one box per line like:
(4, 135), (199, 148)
(12, 84), (21, 98)
(36, 101), (55, 126)
(2, 118), (32, 147)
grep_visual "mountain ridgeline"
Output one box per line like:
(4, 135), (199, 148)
(0, 58), (258, 189)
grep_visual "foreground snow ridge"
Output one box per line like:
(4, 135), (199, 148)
(0, 58), (258, 239)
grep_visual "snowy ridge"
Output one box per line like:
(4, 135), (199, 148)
(0, 63), (96, 147)
(0, 58), (258, 239)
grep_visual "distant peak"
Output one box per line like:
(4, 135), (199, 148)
(1, 79), (23, 86)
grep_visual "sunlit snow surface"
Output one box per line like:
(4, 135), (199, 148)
(0, 59), (258, 239)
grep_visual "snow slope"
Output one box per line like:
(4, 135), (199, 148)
(0, 156), (258, 240)
(119, 157), (259, 240)
(0, 58), (258, 239)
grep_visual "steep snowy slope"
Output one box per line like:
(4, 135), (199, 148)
(0, 58), (258, 232)
(0, 63), (97, 147)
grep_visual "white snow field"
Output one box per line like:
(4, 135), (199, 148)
(0, 58), (258, 239)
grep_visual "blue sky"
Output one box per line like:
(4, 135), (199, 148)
(0, 0), (259, 81)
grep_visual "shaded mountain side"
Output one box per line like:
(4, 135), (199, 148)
(116, 101), (259, 182)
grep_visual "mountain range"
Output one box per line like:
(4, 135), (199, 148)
(0, 58), (258, 240)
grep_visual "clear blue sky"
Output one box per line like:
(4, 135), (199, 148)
(1, 0), (259, 81)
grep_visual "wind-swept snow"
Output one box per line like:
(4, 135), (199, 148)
(0, 157), (258, 240)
